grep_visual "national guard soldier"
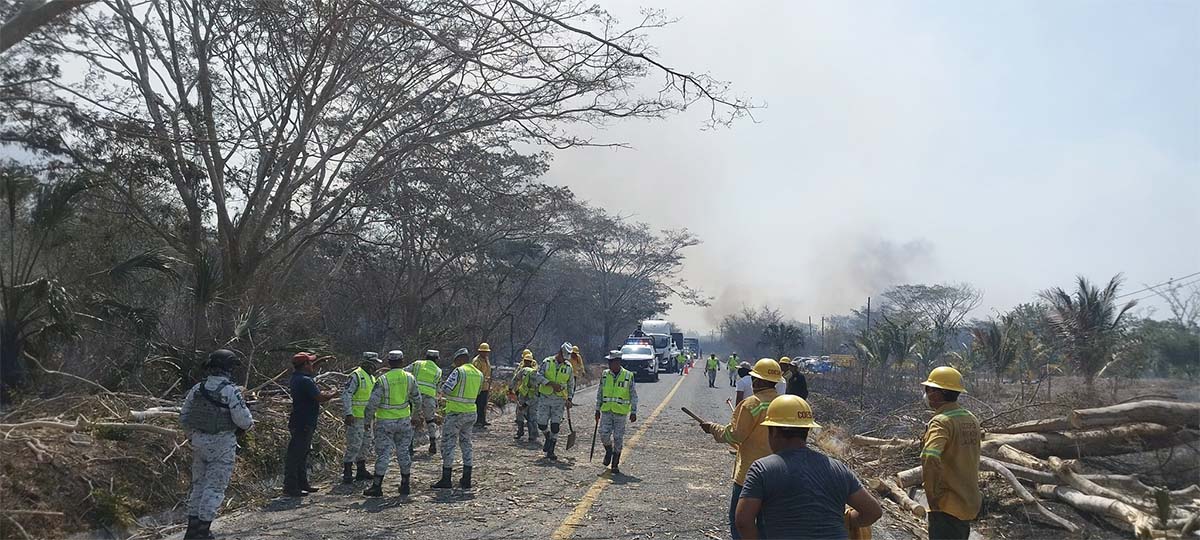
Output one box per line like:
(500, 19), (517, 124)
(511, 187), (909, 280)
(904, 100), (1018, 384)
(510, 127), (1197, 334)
(363, 350), (422, 497)
(432, 348), (484, 489)
(596, 350), (638, 475)
(180, 349), (254, 540)
(405, 349), (443, 454)
(511, 350), (539, 442)
(342, 352), (381, 484)
(533, 342), (576, 461)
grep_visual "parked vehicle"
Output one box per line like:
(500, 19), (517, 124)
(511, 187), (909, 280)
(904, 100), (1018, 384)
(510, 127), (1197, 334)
(640, 319), (679, 373)
(619, 344), (659, 382)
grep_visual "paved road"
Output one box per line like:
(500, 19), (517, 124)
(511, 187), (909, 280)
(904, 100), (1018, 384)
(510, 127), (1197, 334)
(195, 367), (909, 540)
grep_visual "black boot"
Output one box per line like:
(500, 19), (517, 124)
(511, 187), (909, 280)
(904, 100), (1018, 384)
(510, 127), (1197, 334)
(363, 475), (383, 497)
(355, 460), (371, 481)
(460, 466), (473, 489)
(183, 516), (200, 539)
(602, 445), (613, 466)
(515, 423), (525, 440)
(399, 474), (411, 496)
(611, 451), (621, 475)
(431, 467), (453, 489)
(429, 437), (437, 454)
(342, 462), (354, 484)
(546, 438), (558, 461)
(194, 520), (215, 540)
(541, 434), (553, 454)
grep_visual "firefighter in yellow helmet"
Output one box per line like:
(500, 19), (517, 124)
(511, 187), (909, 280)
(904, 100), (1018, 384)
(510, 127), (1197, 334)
(919, 366), (981, 540)
(473, 343), (493, 428)
(698, 358), (782, 539)
(511, 350), (539, 442)
(734, 395), (882, 539)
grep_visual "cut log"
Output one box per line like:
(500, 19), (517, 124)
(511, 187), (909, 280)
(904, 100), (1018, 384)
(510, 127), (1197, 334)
(991, 417), (1073, 434)
(980, 457), (1080, 532)
(129, 407), (181, 421)
(1037, 485), (1156, 539)
(897, 466), (922, 489)
(0, 418), (180, 437)
(1046, 457), (1189, 520)
(992, 444), (1049, 470)
(982, 423), (1200, 459)
(1069, 400), (1200, 430)
(851, 435), (918, 447)
(869, 477), (927, 518)
(991, 460), (1058, 484)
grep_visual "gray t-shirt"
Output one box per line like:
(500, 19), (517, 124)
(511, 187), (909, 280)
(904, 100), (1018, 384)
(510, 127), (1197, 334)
(740, 447), (862, 540)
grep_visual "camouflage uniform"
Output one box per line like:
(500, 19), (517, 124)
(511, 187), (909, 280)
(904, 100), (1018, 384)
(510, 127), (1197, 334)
(405, 360), (442, 446)
(180, 375), (254, 522)
(341, 372), (374, 464)
(439, 368), (480, 467)
(365, 370), (421, 477)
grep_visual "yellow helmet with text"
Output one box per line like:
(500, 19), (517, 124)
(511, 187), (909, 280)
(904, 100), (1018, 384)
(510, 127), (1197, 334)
(760, 395), (821, 428)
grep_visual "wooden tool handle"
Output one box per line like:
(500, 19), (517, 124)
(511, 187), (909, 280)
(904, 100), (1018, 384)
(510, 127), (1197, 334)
(681, 407), (706, 424)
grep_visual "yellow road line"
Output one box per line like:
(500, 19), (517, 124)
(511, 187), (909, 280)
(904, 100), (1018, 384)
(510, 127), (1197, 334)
(551, 372), (690, 540)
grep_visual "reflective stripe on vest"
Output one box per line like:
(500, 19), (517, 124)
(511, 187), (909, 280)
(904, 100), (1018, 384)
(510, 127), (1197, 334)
(445, 365), (483, 414)
(538, 360), (571, 397)
(350, 367), (374, 418)
(600, 369), (633, 415)
(376, 370), (412, 420)
(412, 360), (440, 397)
(516, 367), (536, 397)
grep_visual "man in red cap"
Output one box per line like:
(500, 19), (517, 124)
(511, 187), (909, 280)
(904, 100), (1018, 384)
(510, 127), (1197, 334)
(283, 352), (336, 497)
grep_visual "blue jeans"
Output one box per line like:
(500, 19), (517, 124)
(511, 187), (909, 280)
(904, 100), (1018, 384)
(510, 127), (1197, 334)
(730, 483), (764, 539)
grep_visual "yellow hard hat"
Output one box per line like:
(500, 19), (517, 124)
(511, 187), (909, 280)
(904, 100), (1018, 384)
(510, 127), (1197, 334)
(478, 342), (491, 352)
(750, 358), (783, 383)
(521, 356), (535, 367)
(779, 357), (792, 365)
(921, 366), (967, 393)
(760, 395), (821, 428)
(521, 349), (533, 358)
(572, 345), (581, 354)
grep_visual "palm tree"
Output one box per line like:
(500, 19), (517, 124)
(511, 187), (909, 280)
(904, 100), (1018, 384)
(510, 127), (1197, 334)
(759, 322), (805, 359)
(970, 316), (1017, 390)
(1039, 275), (1137, 391)
(1, 170), (177, 400)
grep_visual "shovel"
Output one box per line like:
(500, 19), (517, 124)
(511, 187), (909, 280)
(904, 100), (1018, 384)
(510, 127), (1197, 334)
(565, 403), (578, 450)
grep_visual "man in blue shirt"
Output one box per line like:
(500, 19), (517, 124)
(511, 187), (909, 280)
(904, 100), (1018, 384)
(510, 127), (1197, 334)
(283, 352), (335, 497)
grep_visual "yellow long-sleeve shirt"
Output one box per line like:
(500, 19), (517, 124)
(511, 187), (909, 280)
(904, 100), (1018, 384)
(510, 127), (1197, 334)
(712, 387), (778, 485)
(472, 355), (492, 383)
(921, 402), (982, 521)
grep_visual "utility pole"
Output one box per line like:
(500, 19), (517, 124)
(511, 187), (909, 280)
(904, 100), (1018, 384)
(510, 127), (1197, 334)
(820, 316), (825, 355)
(861, 297), (870, 410)
(808, 316), (812, 354)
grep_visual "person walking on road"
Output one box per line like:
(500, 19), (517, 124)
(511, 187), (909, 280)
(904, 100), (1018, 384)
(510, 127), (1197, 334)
(734, 395), (883, 540)
(705, 354), (720, 387)
(512, 351), (539, 442)
(698, 358), (782, 540)
(595, 350), (638, 475)
(727, 352), (740, 387)
(432, 348), (484, 489)
(533, 342), (576, 460)
(780, 357), (808, 399)
(363, 351), (422, 497)
(180, 349), (254, 540)
(406, 350), (443, 454)
(919, 367), (981, 540)
(341, 352), (381, 484)
(473, 343), (493, 428)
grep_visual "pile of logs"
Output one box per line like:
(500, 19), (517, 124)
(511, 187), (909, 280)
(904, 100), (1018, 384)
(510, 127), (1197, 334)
(854, 400), (1200, 539)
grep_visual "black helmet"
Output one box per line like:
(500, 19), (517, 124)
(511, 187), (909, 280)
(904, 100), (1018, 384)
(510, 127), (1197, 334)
(206, 349), (240, 372)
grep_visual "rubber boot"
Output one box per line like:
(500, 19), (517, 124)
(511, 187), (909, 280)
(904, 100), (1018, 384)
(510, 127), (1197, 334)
(183, 516), (200, 539)
(429, 437), (437, 455)
(541, 434), (553, 454)
(399, 474), (411, 496)
(355, 460), (371, 481)
(342, 462), (354, 484)
(546, 438), (558, 461)
(602, 445), (613, 466)
(515, 422), (525, 440)
(431, 467), (453, 489)
(460, 466), (473, 489)
(195, 520), (215, 540)
(611, 452), (621, 475)
(363, 475), (383, 497)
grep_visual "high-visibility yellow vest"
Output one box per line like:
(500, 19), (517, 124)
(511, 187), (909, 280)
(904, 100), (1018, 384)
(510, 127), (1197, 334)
(538, 359), (572, 397)
(515, 366), (536, 397)
(727, 356), (738, 369)
(445, 365), (483, 414)
(600, 369), (633, 415)
(349, 367), (375, 418)
(706, 357), (719, 370)
(410, 359), (440, 397)
(376, 369), (413, 420)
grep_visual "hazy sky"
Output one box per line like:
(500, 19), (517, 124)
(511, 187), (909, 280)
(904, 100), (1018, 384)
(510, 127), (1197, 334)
(542, 0), (1200, 333)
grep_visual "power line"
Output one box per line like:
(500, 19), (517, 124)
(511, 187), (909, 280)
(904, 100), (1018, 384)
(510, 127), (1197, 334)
(1115, 271), (1200, 300)
(1124, 276), (1200, 305)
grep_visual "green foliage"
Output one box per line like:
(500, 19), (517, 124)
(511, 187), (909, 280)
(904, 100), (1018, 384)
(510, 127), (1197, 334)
(90, 489), (138, 528)
(759, 322), (805, 358)
(1040, 275), (1137, 388)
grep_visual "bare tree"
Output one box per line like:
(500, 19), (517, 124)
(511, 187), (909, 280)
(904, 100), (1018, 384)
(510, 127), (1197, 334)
(883, 283), (982, 373)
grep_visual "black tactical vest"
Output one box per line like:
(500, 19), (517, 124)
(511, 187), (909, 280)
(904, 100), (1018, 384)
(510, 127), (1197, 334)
(181, 380), (237, 434)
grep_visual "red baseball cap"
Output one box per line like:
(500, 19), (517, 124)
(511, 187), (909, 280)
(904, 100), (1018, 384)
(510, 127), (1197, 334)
(291, 352), (317, 366)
